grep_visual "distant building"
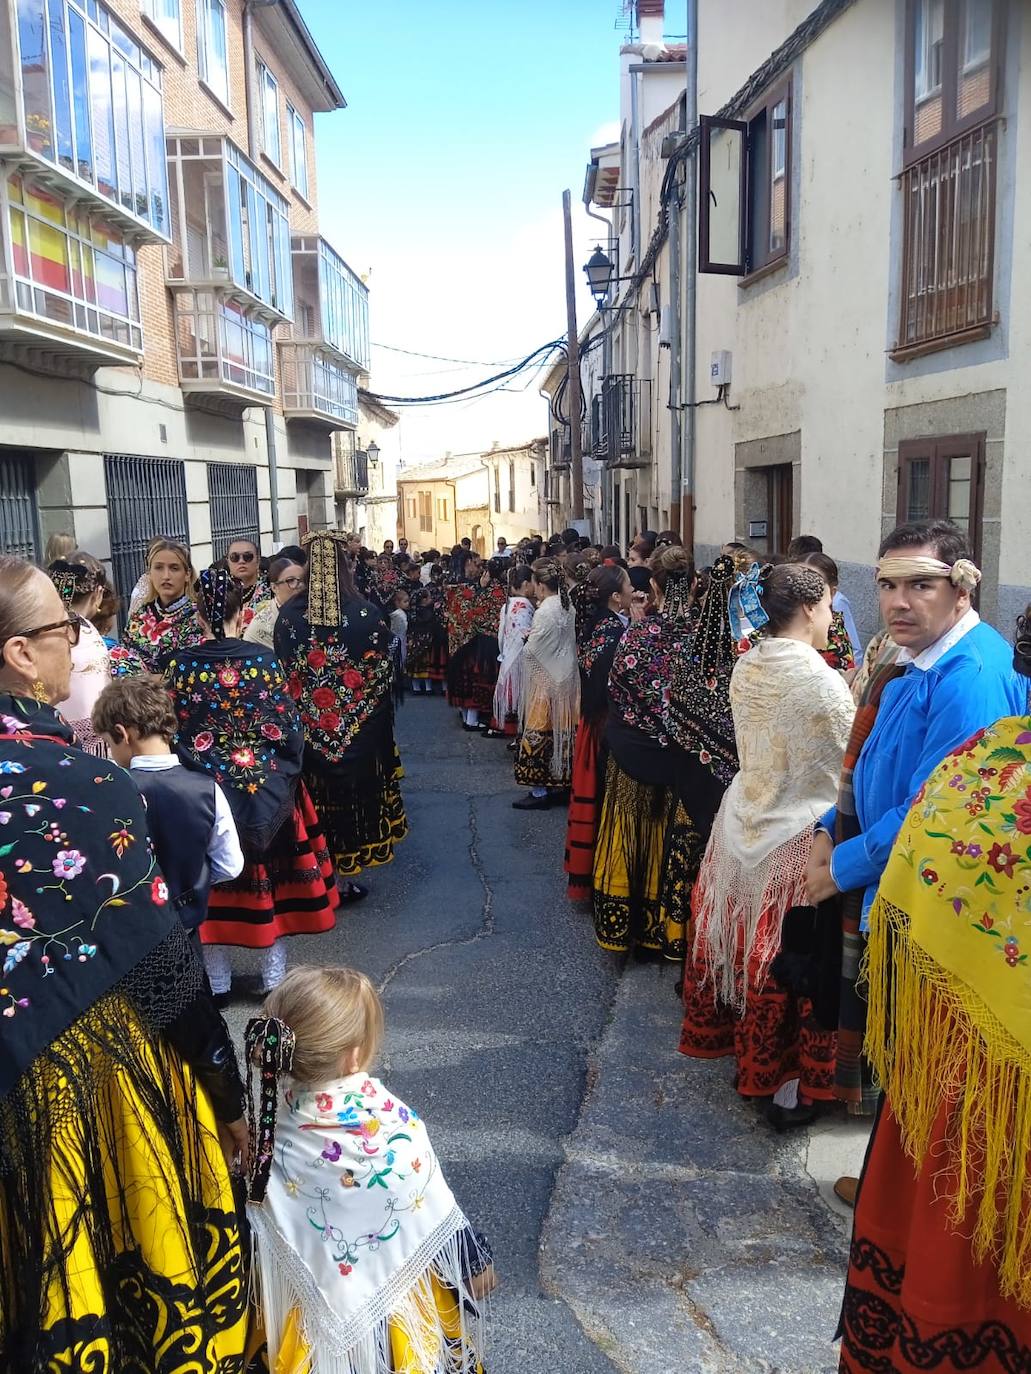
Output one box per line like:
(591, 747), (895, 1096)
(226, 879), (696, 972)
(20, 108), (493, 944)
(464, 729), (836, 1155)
(331, 389), (401, 547)
(396, 439), (546, 555)
(0, 0), (369, 593)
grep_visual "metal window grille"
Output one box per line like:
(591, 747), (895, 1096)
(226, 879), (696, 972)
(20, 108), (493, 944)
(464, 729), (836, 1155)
(207, 464), (260, 561)
(0, 452), (41, 561)
(104, 454), (189, 610)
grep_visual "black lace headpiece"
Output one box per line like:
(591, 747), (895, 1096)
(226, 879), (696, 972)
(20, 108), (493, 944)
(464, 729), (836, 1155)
(199, 566), (230, 639)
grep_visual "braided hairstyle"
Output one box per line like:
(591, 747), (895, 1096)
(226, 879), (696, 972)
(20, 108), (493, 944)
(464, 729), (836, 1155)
(197, 566), (243, 638)
(649, 544), (696, 623)
(757, 562), (828, 635)
(531, 557), (570, 611)
(693, 554), (738, 678)
(581, 564), (630, 635)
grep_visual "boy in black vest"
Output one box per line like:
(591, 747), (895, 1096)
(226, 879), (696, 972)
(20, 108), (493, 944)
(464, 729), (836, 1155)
(92, 676), (244, 1000)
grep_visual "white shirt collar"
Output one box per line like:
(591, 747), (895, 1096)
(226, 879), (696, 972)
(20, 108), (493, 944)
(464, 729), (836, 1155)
(129, 753), (181, 770)
(896, 608), (980, 671)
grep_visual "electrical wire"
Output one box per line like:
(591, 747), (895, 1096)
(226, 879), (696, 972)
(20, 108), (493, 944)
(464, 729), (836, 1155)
(367, 340), (566, 407)
(371, 341), (531, 367)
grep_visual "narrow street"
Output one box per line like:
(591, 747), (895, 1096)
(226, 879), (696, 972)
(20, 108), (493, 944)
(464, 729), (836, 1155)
(231, 695), (870, 1372)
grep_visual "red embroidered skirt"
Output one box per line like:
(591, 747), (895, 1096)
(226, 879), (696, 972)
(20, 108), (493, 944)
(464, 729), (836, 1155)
(679, 935), (836, 1101)
(564, 718), (604, 900)
(446, 635), (499, 712)
(201, 784), (339, 948)
(839, 1098), (1031, 1372)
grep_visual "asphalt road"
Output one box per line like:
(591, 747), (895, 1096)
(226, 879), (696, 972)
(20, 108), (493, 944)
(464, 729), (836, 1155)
(229, 691), (624, 1370)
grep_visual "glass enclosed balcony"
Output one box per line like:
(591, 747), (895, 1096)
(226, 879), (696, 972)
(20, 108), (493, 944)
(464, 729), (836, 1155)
(288, 234), (369, 372)
(174, 289), (275, 409)
(0, 0), (170, 245)
(0, 169), (143, 365)
(280, 341), (358, 427)
(166, 135), (292, 326)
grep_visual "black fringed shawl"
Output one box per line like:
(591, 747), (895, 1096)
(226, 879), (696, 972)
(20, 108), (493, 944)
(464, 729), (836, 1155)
(274, 592), (395, 769)
(164, 637), (304, 851)
(578, 609), (626, 724)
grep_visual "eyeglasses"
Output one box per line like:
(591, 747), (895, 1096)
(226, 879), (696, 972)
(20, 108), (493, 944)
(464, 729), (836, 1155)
(275, 576), (304, 589)
(5, 612), (83, 649)
(228, 551), (256, 564)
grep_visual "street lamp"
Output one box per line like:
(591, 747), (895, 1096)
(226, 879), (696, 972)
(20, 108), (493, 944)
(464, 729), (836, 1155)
(366, 440), (380, 464)
(584, 246), (614, 305)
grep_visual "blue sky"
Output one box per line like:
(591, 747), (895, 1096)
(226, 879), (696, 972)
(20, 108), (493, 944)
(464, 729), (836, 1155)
(298, 0), (627, 462)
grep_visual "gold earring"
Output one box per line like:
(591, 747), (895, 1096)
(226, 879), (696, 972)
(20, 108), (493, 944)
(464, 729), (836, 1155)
(30, 680), (49, 705)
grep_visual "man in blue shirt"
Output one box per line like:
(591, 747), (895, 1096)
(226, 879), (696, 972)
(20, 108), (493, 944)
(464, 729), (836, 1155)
(806, 520), (1027, 918)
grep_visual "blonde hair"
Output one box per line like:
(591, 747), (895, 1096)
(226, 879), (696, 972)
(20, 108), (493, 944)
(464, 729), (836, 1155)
(43, 531), (76, 566)
(144, 539), (196, 604)
(263, 966), (384, 1084)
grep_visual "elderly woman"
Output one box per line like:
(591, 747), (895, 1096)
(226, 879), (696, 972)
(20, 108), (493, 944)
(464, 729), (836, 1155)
(115, 538), (204, 676)
(244, 554), (306, 650)
(275, 532), (407, 897)
(0, 555), (250, 1370)
(47, 552), (111, 754)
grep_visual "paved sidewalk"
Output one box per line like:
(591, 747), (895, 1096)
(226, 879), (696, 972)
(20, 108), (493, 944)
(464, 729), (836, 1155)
(541, 961), (871, 1372)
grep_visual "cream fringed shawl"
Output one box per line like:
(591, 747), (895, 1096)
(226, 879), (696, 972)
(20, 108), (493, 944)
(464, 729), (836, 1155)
(693, 637), (855, 1009)
(249, 1074), (486, 1374)
(518, 593), (579, 780)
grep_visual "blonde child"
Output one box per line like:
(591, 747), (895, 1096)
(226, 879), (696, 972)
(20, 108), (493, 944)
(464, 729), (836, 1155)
(245, 967), (495, 1374)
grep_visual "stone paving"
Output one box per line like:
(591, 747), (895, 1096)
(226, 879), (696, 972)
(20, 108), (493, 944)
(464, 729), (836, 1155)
(228, 693), (870, 1372)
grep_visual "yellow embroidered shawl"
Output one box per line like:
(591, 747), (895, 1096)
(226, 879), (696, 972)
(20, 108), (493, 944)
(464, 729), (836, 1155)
(866, 714), (1031, 1306)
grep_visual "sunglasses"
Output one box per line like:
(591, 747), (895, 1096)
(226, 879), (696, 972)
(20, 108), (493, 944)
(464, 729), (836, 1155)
(5, 612), (83, 650)
(228, 551), (257, 564)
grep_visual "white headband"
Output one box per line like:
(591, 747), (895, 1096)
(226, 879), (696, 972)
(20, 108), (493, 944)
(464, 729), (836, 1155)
(876, 555), (982, 592)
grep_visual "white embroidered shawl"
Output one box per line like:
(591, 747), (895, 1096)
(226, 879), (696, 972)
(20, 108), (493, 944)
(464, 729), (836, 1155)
(693, 638), (855, 1008)
(493, 596), (534, 721)
(249, 1073), (484, 1374)
(518, 594), (579, 779)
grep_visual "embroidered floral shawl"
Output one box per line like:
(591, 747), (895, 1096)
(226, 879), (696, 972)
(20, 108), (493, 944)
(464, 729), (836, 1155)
(237, 571), (272, 630)
(55, 619), (110, 755)
(114, 596), (205, 676)
(865, 716), (1031, 1306)
(578, 610), (625, 724)
(444, 583), (506, 657)
(164, 639), (304, 851)
(274, 595), (395, 768)
(0, 695), (175, 1096)
(249, 1073), (483, 1374)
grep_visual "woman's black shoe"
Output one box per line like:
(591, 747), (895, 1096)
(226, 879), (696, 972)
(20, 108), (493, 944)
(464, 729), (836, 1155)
(512, 792), (551, 810)
(765, 1100), (820, 1133)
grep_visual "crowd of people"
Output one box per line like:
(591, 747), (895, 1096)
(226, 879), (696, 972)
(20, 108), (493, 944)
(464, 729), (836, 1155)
(1, 512), (1030, 1371)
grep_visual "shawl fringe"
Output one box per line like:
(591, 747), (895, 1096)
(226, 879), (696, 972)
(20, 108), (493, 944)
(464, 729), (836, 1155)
(250, 1205), (486, 1374)
(518, 657), (578, 782)
(865, 895), (1031, 1309)
(692, 820), (813, 1012)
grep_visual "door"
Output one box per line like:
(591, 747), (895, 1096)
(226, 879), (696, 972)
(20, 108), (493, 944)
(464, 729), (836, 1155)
(767, 463), (794, 553)
(897, 433), (985, 563)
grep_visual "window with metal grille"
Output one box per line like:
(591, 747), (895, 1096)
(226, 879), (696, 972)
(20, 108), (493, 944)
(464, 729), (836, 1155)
(104, 454), (189, 609)
(0, 451), (41, 562)
(207, 463), (260, 561)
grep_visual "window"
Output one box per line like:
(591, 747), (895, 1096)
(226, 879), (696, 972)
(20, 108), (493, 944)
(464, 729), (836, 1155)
(897, 433), (985, 563)
(906, 0), (1000, 161)
(104, 454), (188, 620)
(897, 0), (1002, 356)
(142, 0), (181, 50)
(207, 462), (259, 561)
(493, 466), (500, 515)
(0, 452), (41, 561)
(698, 80), (792, 277)
(508, 460), (515, 513)
(6, 173), (143, 351)
(418, 491), (432, 534)
(197, 0), (229, 108)
(437, 497), (448, 521)
(287, 235), (370, 370)
(257, 61), (280, 166)
(405, 495), (416, 519)
(11, 0), (169, 238)
(287, 105), (308, 200)
(530, 463), (536, 489)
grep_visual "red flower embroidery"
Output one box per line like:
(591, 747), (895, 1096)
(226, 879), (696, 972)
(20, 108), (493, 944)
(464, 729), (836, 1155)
(218, 667), (240, 688)
(987, 842), (1019, 879)
(260, 723), (283, 741)
(287, 675), (302, 700)
(311, 687), (337, 711)
(194, 731), (214, 752)
(318, 711), (341, 734)
(338, 1262), (352, 1276)
(1014, 789), (1031, 836)
(341, 669), (364, 690)
(315, 1092), (333, 1112)
(307, 649), (327, 669)
(151, 876), (169, 905)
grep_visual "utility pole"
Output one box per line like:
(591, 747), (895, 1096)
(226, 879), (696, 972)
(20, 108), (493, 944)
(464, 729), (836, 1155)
(562, 189), (585, 523)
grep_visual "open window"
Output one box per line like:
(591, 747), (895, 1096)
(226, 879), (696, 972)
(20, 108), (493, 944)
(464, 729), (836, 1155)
(699, 82), (792, 278)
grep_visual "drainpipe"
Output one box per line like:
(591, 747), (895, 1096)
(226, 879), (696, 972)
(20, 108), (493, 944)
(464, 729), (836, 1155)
(244, 0), (282, 543)
(682, 0), (698, 555)
(668, 179), (683, 537)
(585, 202), (613, 537)
(629, 68), (642, 270)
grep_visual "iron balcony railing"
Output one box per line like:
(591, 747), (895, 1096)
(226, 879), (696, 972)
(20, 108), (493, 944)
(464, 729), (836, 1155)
(335, 447), (369, 497)
(593, 374), (652, 467)
(898, 123), (997, 355)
